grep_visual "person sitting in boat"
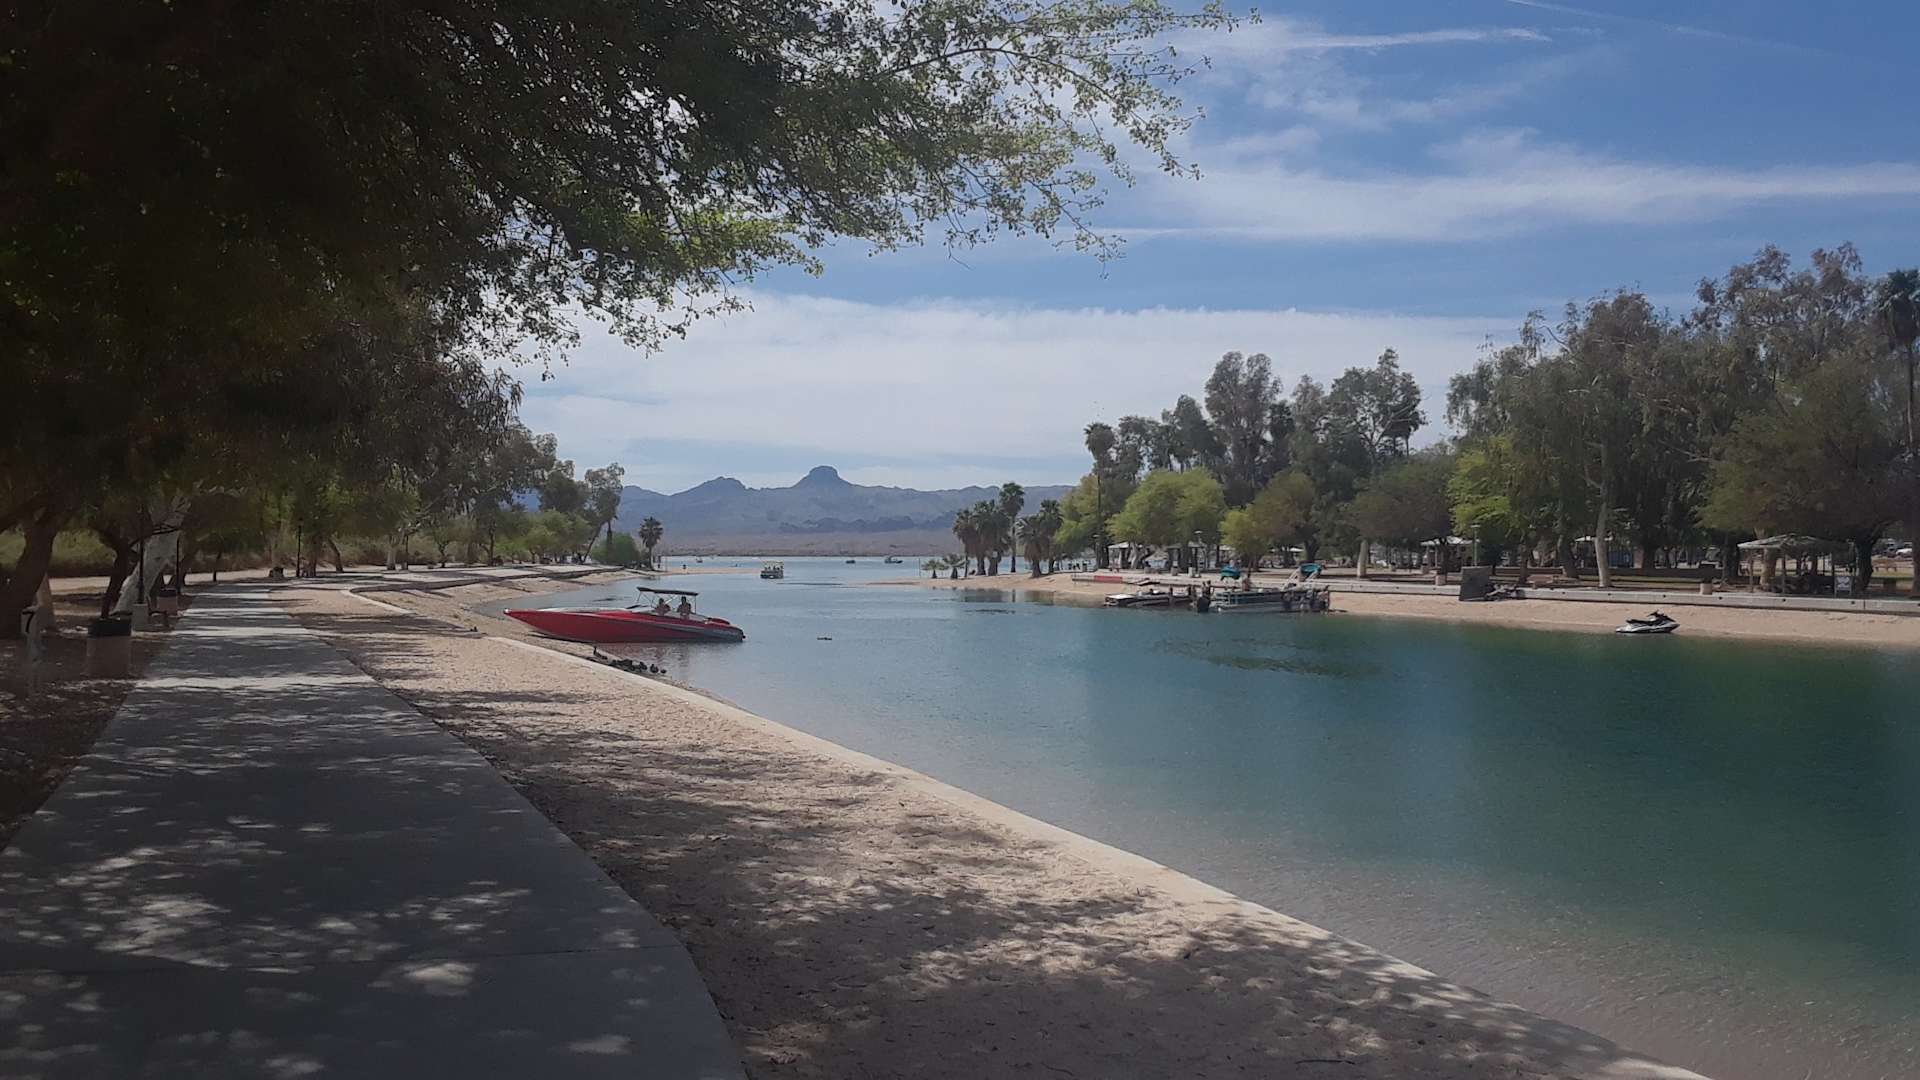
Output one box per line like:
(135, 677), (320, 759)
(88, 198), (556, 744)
(653, 597), (672, 616)
(676, 595), (694, 618)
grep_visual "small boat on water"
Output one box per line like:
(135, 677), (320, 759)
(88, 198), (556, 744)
(1615, 611), (1678, 635)
(883, 556), (903, 564)
(1104, 585), (1183, 608)
(505, 587), (745, 643)
(760, 562), (785, 579)
(1213, 585), (1331, 613)
(844, 558), (857, 564)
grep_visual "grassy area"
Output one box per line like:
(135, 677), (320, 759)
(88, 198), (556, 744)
(0, 531), (120, 578)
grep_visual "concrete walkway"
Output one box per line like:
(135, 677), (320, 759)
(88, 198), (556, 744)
(0, 585), (743, 1078)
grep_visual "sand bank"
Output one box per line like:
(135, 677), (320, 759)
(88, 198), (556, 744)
(882, 572), (1920, 649)
(282, 579), (1701, 1079)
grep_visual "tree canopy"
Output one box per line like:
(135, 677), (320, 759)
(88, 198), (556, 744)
(1073, 245), (1917, 591)
(1, 0), (1240, 631)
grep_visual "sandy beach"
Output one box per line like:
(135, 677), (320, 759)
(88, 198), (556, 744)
(279, 576), (1701, 1079)
(882, 572), (1920, 649)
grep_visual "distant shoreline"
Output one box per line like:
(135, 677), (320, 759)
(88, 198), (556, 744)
(882, 571), (1920, 649)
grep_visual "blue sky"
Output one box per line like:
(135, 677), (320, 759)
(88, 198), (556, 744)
(522, 0), (1920, 494)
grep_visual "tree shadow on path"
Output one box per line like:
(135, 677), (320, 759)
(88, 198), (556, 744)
(295, 592), (1704, 1080)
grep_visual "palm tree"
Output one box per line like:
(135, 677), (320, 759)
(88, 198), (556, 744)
(920, 558), (943, 579)
(1017, 513), (1052, 577)
(1085, 422), (1116, 568)
(1877, 268), (1919, 451)
(972, 500), (1007, 574)
(951, 507), (979, 575)
(942, 553), (967, 579)
(637, 517), (664, 568)
(1033, 498), (1064, 573)
(998, 482), (1025, 572)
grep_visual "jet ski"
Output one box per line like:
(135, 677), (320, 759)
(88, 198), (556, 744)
(1615, 610), (1678, 635)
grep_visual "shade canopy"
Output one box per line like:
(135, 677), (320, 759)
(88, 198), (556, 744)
(1736, 534), (1849, 556)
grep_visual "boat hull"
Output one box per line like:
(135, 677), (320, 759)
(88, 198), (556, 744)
(1213, 586), (1331, 613)
(504, 608), (745, 643)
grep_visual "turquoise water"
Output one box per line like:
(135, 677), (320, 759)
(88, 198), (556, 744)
(511, 559), (1920, 1080)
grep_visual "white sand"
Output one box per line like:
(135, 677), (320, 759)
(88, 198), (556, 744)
(884, 573), (1920, 649)
(280, 580), (1702, 1080)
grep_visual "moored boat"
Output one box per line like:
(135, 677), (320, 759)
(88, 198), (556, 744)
(505, 587), (744, 643)
(1212, 585), (1331, 613)
(760, 562), (785, 579)
(1615, 611), (1678, 635)
(1104, 587), (1181, 608)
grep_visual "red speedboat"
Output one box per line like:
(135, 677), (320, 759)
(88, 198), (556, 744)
(505, 587), (744, 643)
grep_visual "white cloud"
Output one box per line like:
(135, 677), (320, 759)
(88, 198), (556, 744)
(1134, 129), (1920, 242)
(510, 293), (1507, 493)
(1182, 17), (1561, 134)
(1500, 0), (1838, 58)
(1284, 28), (1549, 50)
(1245, 51), (1581, 131)
(1187, 20), (1546, 63)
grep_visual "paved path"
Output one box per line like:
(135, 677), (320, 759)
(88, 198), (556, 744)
(0, 585), (743, 1078)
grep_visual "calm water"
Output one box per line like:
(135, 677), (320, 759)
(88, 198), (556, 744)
(505, 559), (1920, 1080)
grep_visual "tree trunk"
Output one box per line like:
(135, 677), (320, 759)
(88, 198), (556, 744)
(1719, 538), (1739, 585)
(1594, 467), (1613, 589)
(1853, 538), (1875, 596)
(1905, 341), (1916, 454)
(92, 517), (146, 619)
(1356, 539), (1369, 579)
(0, 508), (63, 640)
(1556, 530), (1578, 580)
(212, 549), (224, 584)
(329, 539), (346, 574)
(171, 534), (192, 588)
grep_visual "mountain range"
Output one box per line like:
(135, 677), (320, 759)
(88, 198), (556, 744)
(612, 466), (1072, 556)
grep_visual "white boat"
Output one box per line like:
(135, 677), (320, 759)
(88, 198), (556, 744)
(1615, 611), (1677, 635)
(1104, 588), (1180, 608)
(759, 562), (785, 580)
(1213, 585), (1331, 613)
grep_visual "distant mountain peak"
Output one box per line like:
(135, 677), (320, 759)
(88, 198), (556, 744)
(613, 469), (1072, 550)
(682, 476), (747, 496)
(794, 465), (848, 488)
